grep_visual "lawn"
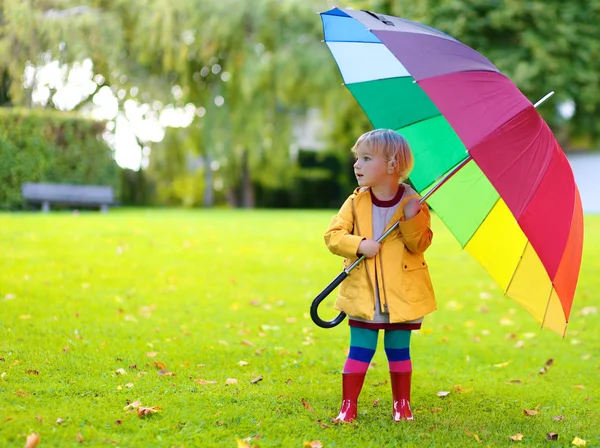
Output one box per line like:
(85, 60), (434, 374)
(1, 209), (599, 447)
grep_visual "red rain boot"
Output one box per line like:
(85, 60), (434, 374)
(390, 371), (414, 421)
(335, 372), (366, 422)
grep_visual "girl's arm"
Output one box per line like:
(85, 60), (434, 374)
(324, 195), (365, 259)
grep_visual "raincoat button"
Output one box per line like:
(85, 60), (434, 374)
(404, 265), (407, 269)
(422, 262), (425, 266)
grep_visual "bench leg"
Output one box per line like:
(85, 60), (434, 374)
(42, 201), (50, 213)
(100, 204), (108, 214)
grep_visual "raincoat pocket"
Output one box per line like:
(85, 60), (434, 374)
(402, 253), (434, 303)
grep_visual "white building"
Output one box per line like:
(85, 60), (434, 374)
(568, 152), (600, 214)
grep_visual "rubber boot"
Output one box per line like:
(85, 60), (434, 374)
(334, 372), (366, 422)
(390, 371), (414, 421)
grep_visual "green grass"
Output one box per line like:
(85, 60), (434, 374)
(1, 209), (599, 447)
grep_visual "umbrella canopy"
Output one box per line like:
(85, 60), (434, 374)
(320, 8), (584, 336)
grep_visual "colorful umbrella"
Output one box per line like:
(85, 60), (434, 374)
(316, 8), (584, 336)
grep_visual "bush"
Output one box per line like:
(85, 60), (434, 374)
(0, 107), (120, 210)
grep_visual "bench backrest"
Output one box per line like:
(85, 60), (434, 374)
(22, 182), (115, 205)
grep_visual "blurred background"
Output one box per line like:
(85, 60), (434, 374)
(1, 0), (599, 211)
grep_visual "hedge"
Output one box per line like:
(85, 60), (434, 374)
(0, 108), (120, 210)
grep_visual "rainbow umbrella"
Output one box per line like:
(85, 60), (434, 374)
(318, 8), (584, 336)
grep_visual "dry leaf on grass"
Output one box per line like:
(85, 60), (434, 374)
(572, 385), (585, 389)
(303, 441), (323, 448)
(302, 398), (315, 413)
(1, 372), (6, 381)
(241, 340), (255, 347)
(77, 432), (84, 443)
(494, 361), (511, 368)
(114, 368), (127, 375)
(125, 382), (134, 388)
(225, 378), (238, 385)
(250, 376), (263, 384)
(572, 437), (587, 446)
(35, 415), (43, 424)
(238, 361), (249, 366)
(15, 390), (30, 397)
(153, 361), (167, 370)
(553, 415), (565, 421)
(524, 409), (539, 416)
(509, 433), (524, 441)
(430, 408), (443, 413)
(465, 431), (481, 443)
(146, 352), (158, 358)
(123, 399), (141, 411)
(195, 379), (217, 384)
(25, 433), (40, 448)
(26, 370), (39, 376)
(547, 432), (559, 441)
(137, 405), (162, 417)
(56, 418), (64, 425)
(158, 370), (175, 377)
(373, 399), (380, 407)
(437, 391), (450, 398)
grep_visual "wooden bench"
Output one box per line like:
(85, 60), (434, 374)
(21, 182), (115, 213)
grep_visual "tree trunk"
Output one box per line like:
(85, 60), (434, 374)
(241, 148), (254, 208)
(203, 154), (214, 207)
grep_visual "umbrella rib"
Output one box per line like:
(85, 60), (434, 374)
(504, 240), (529, 295)
(540, 283), (555, 330)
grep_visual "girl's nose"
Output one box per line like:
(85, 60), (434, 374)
(353, 160), (360, 169)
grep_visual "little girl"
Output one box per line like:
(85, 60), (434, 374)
(324, 129), (436, 422)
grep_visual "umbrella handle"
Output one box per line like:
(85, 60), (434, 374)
(310, 271), (348, 328)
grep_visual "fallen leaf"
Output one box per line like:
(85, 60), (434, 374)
(453, 385), (472, 393)
(146, 352), (158, 358)
(63, 346), (70, 352)
(4, 417), (13, 422)
(303, 441), (323, 448)
(553, 415), (565, 421)
(115, 419), (122, 425)
(373, 399), (380, 407)
(77, 432), (84, 443)
(286, 317), (297, 323)
(509, 433), (524, 441)
(225, 378), (238, 385)
(56, 418), (64, 425)
(572, 385), (585, 389)
(195, 379), (217, 384)
(236, 439), (252, 448)
(580, 306), (597, 316)
(26, 370), (40, 376)
(15, 390), (30, 397)
(158, 370), (175, 377)
(125, 382), (134, 388)
(238, 361), (249, 366)
(114, 368), (127, 375)
(153, 361), (167, 370)
(524, 409), (539, 416)
(465, 431), (481, 443)
(1, 372), (6, 381)
(546, 359), (554, 366)
(547, 432), (559, 441)
(25, 433), (40, 448)
(35, 415), (42, 425)
(494, 361), (511, 368)
(302, 398), (315, 413)
(241, 340), (255, 347)
(319, 423), (329, 429)
(286, 378), (292, 384)
(437, 391), (450, 398)
(123, 399), (141, 411)
(505, 379), (522, 384)
(430, 407), (443, 413)
(137, 405), (162, 418)
(250, 376), (263, 384)
(572, 437), (587, 446)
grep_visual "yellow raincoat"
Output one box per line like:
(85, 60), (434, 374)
(324, 185), (436, 322)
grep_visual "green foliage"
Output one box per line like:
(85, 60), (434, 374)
(0, 108), (119, 209)
(0, 209), (599, 446)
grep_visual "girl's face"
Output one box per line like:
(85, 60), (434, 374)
(353, 146), (389, 187)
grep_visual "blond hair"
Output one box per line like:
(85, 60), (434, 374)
(351, 129), (414, 181)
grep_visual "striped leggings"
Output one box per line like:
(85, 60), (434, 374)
(343, 326), (412, 374)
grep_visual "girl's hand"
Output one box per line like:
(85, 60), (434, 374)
(403, 198), (421, 220)
(358, 239), (381, 258)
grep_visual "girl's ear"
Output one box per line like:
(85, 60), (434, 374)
(387, 159), (397, 174)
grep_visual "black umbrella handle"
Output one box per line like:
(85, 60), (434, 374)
(310, 270), (348, 328)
